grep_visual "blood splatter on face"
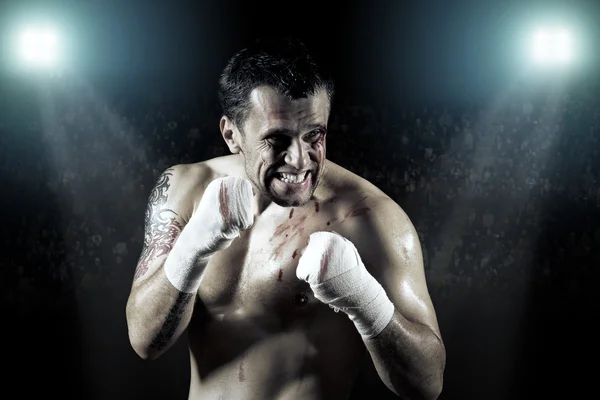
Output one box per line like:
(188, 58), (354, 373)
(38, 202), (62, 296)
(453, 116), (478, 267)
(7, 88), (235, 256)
(234, 87), (329, 208)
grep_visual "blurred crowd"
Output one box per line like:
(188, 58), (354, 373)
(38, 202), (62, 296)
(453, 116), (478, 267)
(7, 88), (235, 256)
(1, 75), (599, 315)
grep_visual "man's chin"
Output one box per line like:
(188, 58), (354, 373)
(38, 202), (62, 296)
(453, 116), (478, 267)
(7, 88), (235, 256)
(266, 186), (314, 207)
(271, 196), (310, 208)
(265, 187), (308, 207)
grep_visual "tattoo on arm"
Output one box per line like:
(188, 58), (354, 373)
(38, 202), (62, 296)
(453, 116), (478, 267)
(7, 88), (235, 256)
(149, 292), (195, 351)
(134, 168), (184, 281)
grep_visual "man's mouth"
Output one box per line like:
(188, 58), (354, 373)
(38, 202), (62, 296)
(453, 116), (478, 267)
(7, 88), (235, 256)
(274, 171), (310, 184)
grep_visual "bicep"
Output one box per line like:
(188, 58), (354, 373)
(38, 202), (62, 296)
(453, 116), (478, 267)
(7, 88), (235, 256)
(355, 198), (442, 337)
(381, 226), (442, 337)
(131, 166), (189, 285)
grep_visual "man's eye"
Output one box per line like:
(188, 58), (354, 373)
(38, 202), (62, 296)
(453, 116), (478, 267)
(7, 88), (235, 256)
(267, 135), (286, 144)
(307, 130), (324, 140)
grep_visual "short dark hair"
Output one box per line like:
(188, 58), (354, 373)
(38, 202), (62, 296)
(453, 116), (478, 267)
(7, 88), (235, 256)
(218, 36), (335, 130)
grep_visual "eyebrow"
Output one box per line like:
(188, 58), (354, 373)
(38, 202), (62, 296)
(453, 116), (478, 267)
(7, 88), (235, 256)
(262, 124), (327, 137)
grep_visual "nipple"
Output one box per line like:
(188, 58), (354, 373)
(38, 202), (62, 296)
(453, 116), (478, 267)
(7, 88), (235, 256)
(294, 293), (309, 306)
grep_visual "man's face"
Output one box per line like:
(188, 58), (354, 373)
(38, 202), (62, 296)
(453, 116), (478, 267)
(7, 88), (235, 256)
(235, 86), (329, 207)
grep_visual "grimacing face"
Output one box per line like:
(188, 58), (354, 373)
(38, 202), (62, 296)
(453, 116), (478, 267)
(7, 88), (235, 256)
(222, 85), (329, 207)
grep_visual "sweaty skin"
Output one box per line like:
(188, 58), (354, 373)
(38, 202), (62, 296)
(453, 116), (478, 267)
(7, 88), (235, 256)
(127, 87), (444, 400)
(189, 157), (373, 400)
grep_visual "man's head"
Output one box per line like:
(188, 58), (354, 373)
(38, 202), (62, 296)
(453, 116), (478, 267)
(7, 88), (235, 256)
(218, 37), (334, 207)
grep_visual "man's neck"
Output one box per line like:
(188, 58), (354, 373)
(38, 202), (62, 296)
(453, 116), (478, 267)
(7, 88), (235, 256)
(252, 190), (275, 215)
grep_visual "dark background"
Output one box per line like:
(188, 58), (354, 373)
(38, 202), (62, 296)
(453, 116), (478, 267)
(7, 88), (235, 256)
(1, 0), (599, 399)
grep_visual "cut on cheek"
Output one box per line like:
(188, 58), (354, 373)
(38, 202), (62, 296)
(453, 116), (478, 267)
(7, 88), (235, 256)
(316, 141), (326, 164)
(314, 145), (326, 180)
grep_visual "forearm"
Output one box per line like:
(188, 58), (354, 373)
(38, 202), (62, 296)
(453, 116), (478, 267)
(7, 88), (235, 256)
(126, 219), (209, 359)
(364, 310), (446, 400)
(126, 271), (196, 360)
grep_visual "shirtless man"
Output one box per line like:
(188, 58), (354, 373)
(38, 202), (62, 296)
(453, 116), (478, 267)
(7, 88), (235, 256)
(126, 37), (445, 400)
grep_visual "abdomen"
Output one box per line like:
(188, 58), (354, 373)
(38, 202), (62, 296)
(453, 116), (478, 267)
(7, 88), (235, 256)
(187, 306), (364, 400)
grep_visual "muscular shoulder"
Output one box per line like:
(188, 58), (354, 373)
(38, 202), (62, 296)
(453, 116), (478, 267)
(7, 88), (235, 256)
(323, 161), (413, 238)
(156, 159), (224, 223)
(321, 160), (394, 210)
(163, 155), (245, 219)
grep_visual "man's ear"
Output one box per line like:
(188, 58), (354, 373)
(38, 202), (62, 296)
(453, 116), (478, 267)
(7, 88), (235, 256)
(220, 116), (242, 154)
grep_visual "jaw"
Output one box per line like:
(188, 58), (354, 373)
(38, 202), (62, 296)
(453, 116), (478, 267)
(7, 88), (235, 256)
(263, 171), (317, 208)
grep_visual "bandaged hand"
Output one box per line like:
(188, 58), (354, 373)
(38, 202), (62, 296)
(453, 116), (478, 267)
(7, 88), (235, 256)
(296, 231), (395, 339)
(189, 176), (254, 255)
(165, 176), (254, 293)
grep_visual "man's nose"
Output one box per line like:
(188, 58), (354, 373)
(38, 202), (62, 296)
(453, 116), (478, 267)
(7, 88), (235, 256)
(284, 140), (309, 170)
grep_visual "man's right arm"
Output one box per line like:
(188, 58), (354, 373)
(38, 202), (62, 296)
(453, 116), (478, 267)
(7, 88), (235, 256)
(125, 164), (206, 360)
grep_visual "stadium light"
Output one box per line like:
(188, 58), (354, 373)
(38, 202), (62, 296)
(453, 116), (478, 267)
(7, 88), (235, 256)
(531, 27), (573, 65)
(17, 26), (61, 68)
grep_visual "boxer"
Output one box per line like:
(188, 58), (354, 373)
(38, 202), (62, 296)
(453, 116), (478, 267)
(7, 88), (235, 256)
(126, 37), (445, 400)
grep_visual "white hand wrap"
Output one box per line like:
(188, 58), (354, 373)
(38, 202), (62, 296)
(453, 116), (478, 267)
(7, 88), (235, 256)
(164, 176), (254, 293)
(296, 232), (395, 339)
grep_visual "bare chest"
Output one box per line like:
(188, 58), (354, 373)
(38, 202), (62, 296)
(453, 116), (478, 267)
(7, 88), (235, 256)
(198, 202), (336, 325)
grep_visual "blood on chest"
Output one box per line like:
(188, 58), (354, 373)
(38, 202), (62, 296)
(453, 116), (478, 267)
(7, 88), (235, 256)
(198, 207), (324, 319)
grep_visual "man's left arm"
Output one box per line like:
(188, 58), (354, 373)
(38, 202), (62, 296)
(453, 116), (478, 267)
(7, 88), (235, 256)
(346, 197), (446, 400)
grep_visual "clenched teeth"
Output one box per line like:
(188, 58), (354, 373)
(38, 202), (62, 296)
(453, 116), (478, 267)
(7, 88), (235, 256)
(277, 172), (308, 183)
